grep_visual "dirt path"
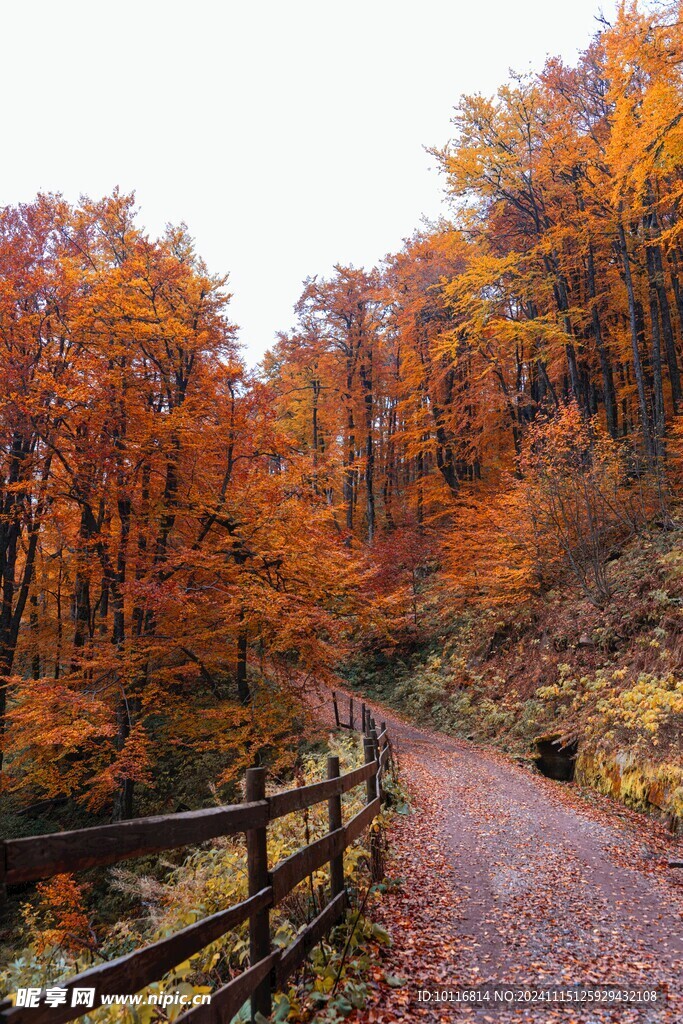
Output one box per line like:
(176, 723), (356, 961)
(316, 691), (683, 1023)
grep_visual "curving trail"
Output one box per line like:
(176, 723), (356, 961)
(315, 690), (683, 1023)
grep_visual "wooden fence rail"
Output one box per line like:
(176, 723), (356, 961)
(0, 696), (391, 1024)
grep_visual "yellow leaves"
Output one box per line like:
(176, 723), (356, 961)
(558, 665), (683, 749)
(604, 2), (683, 205)
(442, 81), (547, 206)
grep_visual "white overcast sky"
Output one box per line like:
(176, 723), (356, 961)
(2, 0), (616, 364)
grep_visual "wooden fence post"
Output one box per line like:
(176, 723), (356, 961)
(332, 691), (340, 728)
(246, 767), (271, 1021)
(327, 756), (344, 898)
(380, 720), (394, 776)
(371, 727), (386, 805)
(361, 703), (366, 734)
(369, 726), (379, 776)
(363, 735), (382, 882)
(363, 737), (376, 802)
(349, 698), (354, 731)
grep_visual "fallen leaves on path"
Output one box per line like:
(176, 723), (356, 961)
(334, 694), (682, 1023)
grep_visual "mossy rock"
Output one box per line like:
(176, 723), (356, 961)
(577, 750), (683, 830)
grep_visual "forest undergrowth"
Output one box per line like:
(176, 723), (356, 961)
(346, 517), (683, 831)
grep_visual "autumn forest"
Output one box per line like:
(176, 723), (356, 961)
(2, 2), (683, 1021)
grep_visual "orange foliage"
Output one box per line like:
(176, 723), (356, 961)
(3, 1), (683, 822)
(0, 194), (359, 816)
(24, 875), (93, 955)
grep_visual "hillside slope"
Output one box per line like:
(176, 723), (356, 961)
(349, 524), (683, 830)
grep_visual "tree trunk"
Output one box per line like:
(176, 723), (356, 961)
(617, 222), (654, 462)
(70, 507), (94, 672)
(649, 280), (666, 443)
(655, 260), (680, 414)
(586, 243), (618, 437)
(644, 200), (681, 412)
(343, 363), (355, 535)
(547, 257), (587, 413)
(30, 592), (40, 680)
(360, 351), (375, 544)
(0, 448), (50, 773)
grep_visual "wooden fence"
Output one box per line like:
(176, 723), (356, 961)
(0, 697), (391, 1024)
